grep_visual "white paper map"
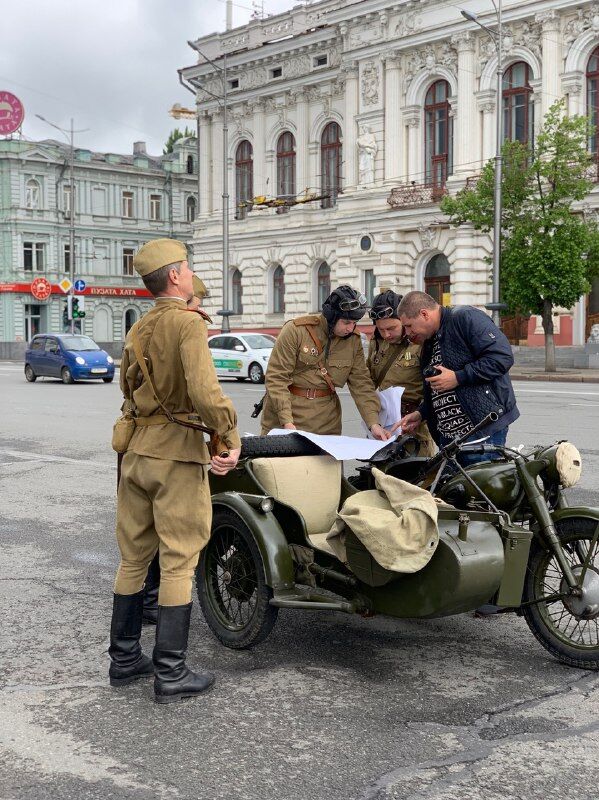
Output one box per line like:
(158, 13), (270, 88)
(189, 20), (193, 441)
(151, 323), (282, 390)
(268, 428), (398, 461)
(363, 386), (404, 439)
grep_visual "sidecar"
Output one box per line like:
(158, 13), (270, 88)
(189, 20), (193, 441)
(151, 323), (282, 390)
(196, 436), (532, 650)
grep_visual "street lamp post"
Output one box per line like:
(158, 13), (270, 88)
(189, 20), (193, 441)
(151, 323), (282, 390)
(461, 2), (506, 326)
(36, 115), (86, 333)
(180, 47), (233, 334)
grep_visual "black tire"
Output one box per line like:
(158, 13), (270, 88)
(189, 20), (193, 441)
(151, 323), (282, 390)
(523, 517), (599, 670)
(102, 376), (114, 383)
(236, 377), (247, 382)
(248, 362), (264, 384)
(24, 364), (36, 382)
(196, 508), (278, 649)
(61, 367), (75, 384)
(240, 433), (324, 459)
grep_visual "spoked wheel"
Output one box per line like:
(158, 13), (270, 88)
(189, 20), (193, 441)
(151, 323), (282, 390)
(196, 508), (278, 649)
(523, 518), (599, 669)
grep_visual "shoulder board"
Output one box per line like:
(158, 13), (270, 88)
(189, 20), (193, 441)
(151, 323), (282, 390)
(293, 314), (321, 327)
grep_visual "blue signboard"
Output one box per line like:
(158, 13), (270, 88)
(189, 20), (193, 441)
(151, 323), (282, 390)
(74, 279), (86, 292)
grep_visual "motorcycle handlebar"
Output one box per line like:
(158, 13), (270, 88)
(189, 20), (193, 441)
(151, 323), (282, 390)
(422, 411), (500, 473)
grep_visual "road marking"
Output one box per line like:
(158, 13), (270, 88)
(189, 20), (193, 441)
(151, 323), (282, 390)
(516, 389), (599, 396)
(0, 449), (115, 469)
(569, 403), (599, 406)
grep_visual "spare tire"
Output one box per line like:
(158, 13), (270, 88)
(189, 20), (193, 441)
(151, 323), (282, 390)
(240, 434), (324, 459)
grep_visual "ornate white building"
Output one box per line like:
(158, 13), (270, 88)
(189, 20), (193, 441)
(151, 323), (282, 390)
(180, 0), (599, 345)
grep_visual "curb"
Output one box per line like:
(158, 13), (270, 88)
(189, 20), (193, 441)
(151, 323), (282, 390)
(511, 372), (599, 383)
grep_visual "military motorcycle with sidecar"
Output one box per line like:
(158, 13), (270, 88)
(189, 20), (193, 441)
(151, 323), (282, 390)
(196, 414), (599, 670)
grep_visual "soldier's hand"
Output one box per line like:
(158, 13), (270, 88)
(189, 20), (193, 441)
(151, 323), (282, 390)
(370, 423), (392, 441)
(283, 422), (297, 430)
(391, 411), (422, 434)
(210, 448), (241, 476)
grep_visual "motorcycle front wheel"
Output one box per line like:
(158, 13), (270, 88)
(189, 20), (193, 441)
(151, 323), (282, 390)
(523, 517), (599, 670)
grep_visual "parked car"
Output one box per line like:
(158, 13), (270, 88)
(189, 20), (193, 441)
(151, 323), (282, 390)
(24, 334), (115, 384)
(207, 332), (275, 384)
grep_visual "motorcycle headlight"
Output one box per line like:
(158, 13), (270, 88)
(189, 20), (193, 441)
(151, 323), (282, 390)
(555, 442), (582, 488)
(75, 356), (85, 365)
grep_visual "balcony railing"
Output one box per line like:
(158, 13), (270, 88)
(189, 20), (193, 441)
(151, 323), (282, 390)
(387, 183), (447, 209)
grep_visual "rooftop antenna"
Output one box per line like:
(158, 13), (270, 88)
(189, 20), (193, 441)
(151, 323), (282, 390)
(250, 1), (265, 20)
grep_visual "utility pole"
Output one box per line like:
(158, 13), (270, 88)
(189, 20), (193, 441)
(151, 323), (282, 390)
(461, 1), (506, 326)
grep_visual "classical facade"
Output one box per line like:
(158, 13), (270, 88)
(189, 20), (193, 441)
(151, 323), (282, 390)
(0, 136), (198, 357)
(181, 0), (599, 344)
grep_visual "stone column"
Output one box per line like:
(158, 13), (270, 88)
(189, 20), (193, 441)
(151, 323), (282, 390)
(252, 98), (266, 197)
(343, 61), (359, 190)
(538, 10), (562, 118)
(477, 91), (497, 164)
(198, 110), (212, 216)
(403, 107), (421, 182)
(383, 53), (402, 183)
(211, 110), (223, 214)
(294, 87), (309, 195)
(451, 224), (490, 307)
(453, 32), (477, 174)
(562, 72), (585, 117)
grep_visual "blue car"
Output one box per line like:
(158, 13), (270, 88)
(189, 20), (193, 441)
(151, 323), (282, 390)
(24, 334), (115, 384)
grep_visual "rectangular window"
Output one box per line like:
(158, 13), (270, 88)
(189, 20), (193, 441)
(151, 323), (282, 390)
(92, 186), (107, 216)
(24, 305), (42, 341)
(149, 194), (162, 221)
(63, 184), (72, 214)
(364, 269), (376, 302)
(314, 55), (328, 67)
(122, 191), (134, 218)
(122, 248), (135, 276)
(23, 242), (45, 271)
(270, 67), (282, 79)
(64, 243), (76, 271)
(229, 79), (239, 90)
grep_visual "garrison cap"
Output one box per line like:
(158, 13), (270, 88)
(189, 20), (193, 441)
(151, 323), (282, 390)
(192, 275), (208, 299)
(133, 238), (188, 277)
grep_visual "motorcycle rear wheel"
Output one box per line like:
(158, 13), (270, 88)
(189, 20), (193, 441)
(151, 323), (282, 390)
(523, 517), (599, 670)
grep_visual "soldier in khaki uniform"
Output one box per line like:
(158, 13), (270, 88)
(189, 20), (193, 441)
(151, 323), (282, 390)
(367, 290), (435, 456)
(108, 238), (241, 704)
(261, 285), (389, 441)
(141, 273), (211, 626)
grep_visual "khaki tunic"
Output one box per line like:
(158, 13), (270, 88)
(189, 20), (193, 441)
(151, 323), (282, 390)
(114, 297), (241, 606)
(367, 335), (436, 457)
(261, 314), (380, 436)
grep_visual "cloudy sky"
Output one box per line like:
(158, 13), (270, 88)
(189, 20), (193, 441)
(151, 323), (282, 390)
(1, 0), (298, 156)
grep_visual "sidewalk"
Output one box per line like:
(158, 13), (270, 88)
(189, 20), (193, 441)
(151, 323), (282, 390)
(510, 367), (599, 383)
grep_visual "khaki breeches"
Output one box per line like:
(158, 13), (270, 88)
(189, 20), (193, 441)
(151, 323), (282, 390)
(114, 451), (211, 606)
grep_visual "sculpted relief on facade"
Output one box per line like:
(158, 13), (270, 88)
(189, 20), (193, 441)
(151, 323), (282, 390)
(403, 41), (458, 91)
(564, 5), (599, 46)
(361, 61), (380, 107)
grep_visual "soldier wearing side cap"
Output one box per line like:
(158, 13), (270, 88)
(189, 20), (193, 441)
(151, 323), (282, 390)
(141, 272), (212, 626)
(108, 238), (241, 704)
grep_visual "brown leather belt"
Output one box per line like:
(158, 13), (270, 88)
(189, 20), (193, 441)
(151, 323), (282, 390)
(134, 412), (204, 427)
(402, 399), (421, 416)
(289, 384), (334, 400)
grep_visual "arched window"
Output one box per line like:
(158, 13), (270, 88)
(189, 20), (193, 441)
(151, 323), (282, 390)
(272, 265), (285, 314)
(235, 140), (253, 211)
(321, 122), (342, 208)
(276, 131), (296, 199)
(424, 254), (451, 306)
(587, 47), (599, 156)
(317, 261), (330, 308)
(186, 155), (194, 174)
(124, 308), (138, 335)
(502, 62), (534, 144)
(232, 269), (243, 314)
(186, 196), (196, 223)
(26, 179), (40, 210)
(424, 81), (452, 189)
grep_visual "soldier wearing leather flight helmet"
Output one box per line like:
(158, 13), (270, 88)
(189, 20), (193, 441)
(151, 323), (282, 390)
(367, 289), (435, 457)
(260, 285), (389, 440)
(108, 238), (241, 704)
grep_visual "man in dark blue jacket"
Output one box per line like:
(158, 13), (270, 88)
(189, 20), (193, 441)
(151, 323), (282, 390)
(397, 291), (519, 465)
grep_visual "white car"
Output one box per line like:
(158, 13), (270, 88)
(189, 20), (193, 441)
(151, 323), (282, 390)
(207, 332), (275, 383)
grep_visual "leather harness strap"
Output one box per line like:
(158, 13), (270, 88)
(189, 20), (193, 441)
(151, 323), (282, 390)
(372, 342), (398, 390)
(302, 325), (337, 395)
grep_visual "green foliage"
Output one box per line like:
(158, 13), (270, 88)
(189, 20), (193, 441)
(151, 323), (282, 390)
(440, 99), (599, 322)
(163, 127), (195, 154)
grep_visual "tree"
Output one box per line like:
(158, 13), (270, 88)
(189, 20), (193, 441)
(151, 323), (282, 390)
(441, 100), (599, 371)
(163, 127), (195, 154)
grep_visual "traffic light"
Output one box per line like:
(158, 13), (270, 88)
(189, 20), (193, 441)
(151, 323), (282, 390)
(70, 296), (86, 319)
(63, 301), (69, 327)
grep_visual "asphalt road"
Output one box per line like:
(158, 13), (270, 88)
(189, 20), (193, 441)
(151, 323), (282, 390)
(1, 361), (598, 800)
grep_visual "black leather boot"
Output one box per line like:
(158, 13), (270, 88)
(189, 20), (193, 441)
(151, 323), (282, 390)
(108, 591), (154, 687)
(142, 553), (160, 625)
(153, 603), (215, 704)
